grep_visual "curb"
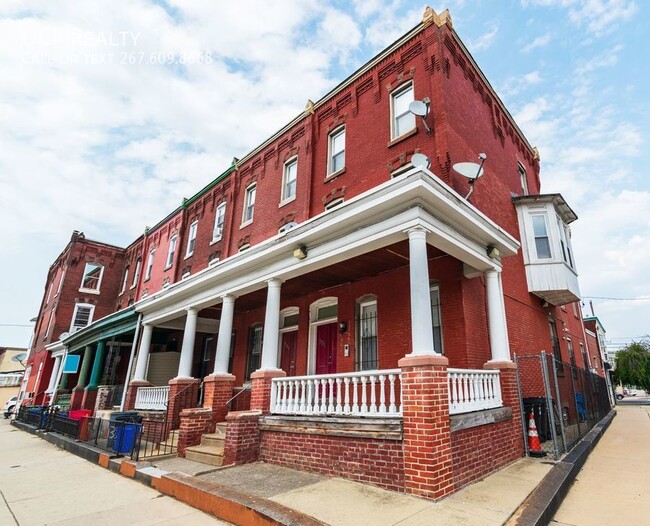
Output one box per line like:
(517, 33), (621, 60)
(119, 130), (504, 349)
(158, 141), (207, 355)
(10, 420), (326, 526)
(508, 409), (616, 525)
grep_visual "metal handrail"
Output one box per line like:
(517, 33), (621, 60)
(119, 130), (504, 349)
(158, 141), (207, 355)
(226, 385), (251, 407)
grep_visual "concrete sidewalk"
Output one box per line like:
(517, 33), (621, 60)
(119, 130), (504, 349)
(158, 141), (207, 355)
(551, 404), (650, 525)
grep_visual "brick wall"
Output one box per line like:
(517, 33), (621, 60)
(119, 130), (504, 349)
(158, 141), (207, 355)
(260, 431), (404, 492)
(178, 407), (215, 456)
(223, 410), (262, 465)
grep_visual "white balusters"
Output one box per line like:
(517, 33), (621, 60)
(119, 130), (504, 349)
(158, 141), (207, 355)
(447, 369), (502, 415)
(134, 386), (170, 411)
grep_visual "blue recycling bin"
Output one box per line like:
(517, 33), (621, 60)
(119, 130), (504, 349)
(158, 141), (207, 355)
(113, 422), (142, 454)
(575, 392), (588, 422)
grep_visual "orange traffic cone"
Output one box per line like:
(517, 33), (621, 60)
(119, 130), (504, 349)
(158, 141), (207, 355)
(527, 410), (546, 457)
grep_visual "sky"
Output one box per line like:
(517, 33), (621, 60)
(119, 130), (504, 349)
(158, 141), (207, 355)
(1, 0), (648, 353)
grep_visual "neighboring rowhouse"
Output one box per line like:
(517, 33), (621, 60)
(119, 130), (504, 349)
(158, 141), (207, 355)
(22, 8), (600, 500)
(0, 346), (26, 409)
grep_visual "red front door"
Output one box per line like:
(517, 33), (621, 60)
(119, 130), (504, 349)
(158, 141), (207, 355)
(316, 322), (337, 375)
(280, 331), (298, 376)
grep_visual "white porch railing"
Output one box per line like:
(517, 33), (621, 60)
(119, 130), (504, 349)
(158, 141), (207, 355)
(134, 386), (170, 411)
(448, 368), (502, 415)
(271, 369), (401, 417)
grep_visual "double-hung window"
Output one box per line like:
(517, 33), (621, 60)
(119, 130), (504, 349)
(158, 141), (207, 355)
(166, 236), (177, 268)
(120, 267), (129, 293)
(531, 215), (552, 259)
(242, 184), (256, 224)
(518, 163), (529, 195)
(212, 203), (226, 242)
(131, 258), (141, 288)
(186, 221), (198, 258)
(328, 127), (345, 175)
(79, 263), (103, 293)
(390, 82), (415, 140)
(145, 249), (155, 280)
(282, 159), (297, 203)
(70, 303), (94, 333)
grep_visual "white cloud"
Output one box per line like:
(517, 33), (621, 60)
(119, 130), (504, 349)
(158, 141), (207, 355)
(522, 33), (551, 52)
(576, 43), (623, 73)
(467, 23), (498, 52)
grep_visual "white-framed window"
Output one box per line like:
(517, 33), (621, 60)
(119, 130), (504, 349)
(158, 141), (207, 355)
(145, 249), (155, 280)
(518, 163), (529, 195)
(430, 285), (444, 354)
(186, 221), (198, 258)
(242, 184), (256, 225)
(357, 299), (378, 371)
(45, 310), (55, 339)
(70, 303), (95, 333)
(166, 235), (177, 268)
(390, 81), (415, 140)
(212, 202), (226, 242)
(281, 308), (300, 330)
(79, 263), (104, 293)
(281, 158), (298, 203)
(328, 127), (345, 176)
(325, 198), (344, 210)
(531, 214), (552, 259)
(278, 222), (298, 235)
(131, 258), (141, 288)
(557, 219), (574, 269)
(120, 267), (129, 294)
(45, 282), (54, 305)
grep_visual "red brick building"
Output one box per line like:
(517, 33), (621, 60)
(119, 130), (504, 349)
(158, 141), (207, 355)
(22, 8), (604, 499)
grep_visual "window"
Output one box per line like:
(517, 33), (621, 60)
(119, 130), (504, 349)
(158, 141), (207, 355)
(390, 82), (415, 139)
(548, 319), (563, 374)
(45, 311), (54, 339)
(145, 249), (155, 280)
(325, 198), (344, 210)
(281, 159), (297, 203)
(281, 310), (299, 329)
(581, 343), (589, 370)
(79, 263), (103, 292)
(328, 127), (345, 175)
(357, 300), (378, 371)
(567, 339), (577, 378)
(531, 215), (552, 259)
(166, 235), (177, 268)
(70, 303), (94, 332)
(278, 222), (298, 235)
(45, 282), (54, 305)
(430, 285), (444, 354)
(518, 163), (529, 195)
(557, 219), (574, 268)
(246, 323), (263, 380)
(186, 222), (198, 257)
(131, 258), (141, 288)
(120, 267), (129, 294)
(56, 271), (64, 295)
(242, 184), (256, 224)
(212, 203), (226, 242)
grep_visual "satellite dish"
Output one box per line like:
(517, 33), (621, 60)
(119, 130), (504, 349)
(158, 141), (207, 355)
(59, 332), (70, 340)
(452, 162), (483, 180)
(411, 153), (431, 169)
(408, 100), (429, 117)
(11, 353), (27, 363)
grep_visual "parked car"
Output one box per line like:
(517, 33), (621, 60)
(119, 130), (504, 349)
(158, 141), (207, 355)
(3, 396), (18, 418)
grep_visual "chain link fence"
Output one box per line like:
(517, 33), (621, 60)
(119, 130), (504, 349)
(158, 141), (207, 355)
(516, 352), (611, 460)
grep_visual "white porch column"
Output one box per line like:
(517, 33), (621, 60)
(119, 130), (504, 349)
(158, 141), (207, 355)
(133, 323), (153, 381)
(260, 278), (283, 371)
(213, 295), (236, 375)
(177, 307), (198, 378)
(407, 227), (437, 356)
(485, 269), (512, 363)
(46, 355), (63, 393)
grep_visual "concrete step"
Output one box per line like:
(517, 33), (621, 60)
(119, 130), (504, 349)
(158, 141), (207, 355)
(185, 444), (224, 466)
(201, 433), (225, 448)
(157, 429), (179, 449)
(214, 422), (227, 435)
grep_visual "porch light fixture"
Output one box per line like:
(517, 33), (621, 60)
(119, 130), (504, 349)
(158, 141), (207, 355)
(293, 245), (308, 260)
(486, 245), (500, 259)
(338, 321), (348, 333)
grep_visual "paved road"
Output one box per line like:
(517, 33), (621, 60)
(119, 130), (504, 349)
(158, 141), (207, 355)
(0, 420), (228, 525)
(552, 404), (650, 525)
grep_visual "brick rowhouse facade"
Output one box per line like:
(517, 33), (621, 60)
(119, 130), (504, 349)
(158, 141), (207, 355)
(22, 7), (605, 500)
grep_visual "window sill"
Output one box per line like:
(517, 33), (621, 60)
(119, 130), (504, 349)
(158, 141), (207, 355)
(240, 220), (253, 229)
(184, 253), (194, 260)
(387, 127), (418, 148)
(279, 196), (296, 208)
(209, 236), (223, 246)
(324, 167), (346, 183)
(78, 288), (100, 295)
(164, 264), (173, 271)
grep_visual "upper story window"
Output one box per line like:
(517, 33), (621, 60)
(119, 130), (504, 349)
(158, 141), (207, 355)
(45, 310), (55, 339)
(328, 127), (345, 176)
(557, 218), (574, 268)
(281, 158), (298, 204)
(186, 222), (198, 258)
(145, 249), (155, 281)
(120, 266), (129, 294)
(518, 163), (529, 195)
(531, 215), (552, 259)
(325, 197), (344, 210)
(131, 258), (141, 288)
(56, 270), (65, 294)
(45, 282), (54, 305)
(166, 235), (177, 268)
(242, 183), (256, 225)
(70, 303), (95, 333)
(212, 202), (226, 242)
(79, 263), (104, 293)
(390, 81), (415, 140)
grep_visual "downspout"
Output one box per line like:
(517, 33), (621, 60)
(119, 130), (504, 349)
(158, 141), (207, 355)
(119, 313), (143, 411)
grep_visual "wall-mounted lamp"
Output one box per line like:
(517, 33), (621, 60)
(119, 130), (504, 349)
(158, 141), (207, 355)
(293, 245), (308, 260)
(338, 321), (348, 333)
(486, 245), (500, 259)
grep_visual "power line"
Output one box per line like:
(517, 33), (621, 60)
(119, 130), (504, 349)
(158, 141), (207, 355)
(583, 296), (650, 301)
(0, 324), (33, 327)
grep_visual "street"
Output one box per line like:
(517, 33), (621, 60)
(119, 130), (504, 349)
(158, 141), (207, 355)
(0, 420), (228, 525)
(552, 403), (650, 525)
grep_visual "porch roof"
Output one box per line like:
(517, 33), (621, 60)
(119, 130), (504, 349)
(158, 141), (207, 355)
(135, 168), (520, 326)
(62, 307), (138, 354)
